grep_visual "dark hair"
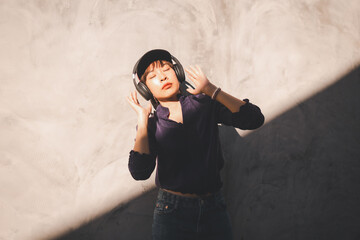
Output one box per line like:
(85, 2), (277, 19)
(140, 60), (174, 83)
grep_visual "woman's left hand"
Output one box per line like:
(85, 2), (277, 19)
(185, 65), (215, 96)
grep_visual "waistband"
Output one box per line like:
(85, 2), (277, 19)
(157, 188), (222, 206)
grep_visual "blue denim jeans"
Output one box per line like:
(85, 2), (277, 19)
(152, 189), (233, 240)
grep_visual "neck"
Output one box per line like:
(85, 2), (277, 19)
(158, 92), (181, 109)
(158, 97), (180, 109)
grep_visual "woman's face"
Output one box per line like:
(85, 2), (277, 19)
(145, 62), (180, 102)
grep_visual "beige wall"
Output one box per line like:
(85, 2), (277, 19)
(0, 0), (359, 239)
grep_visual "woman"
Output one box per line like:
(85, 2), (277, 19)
(126, 49), (264, 240)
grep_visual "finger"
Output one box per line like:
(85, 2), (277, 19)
(127, 94), (134, 104)
(131, 91), (138, 104)
(186, 88), (195, 94)
(188, 66), (195, 75)
(127, 95), (138, 107)
(126, 96), (138, 110)
(188, 75), (197, 83)
(195, 65), (203, 74)
(189, 65), (199, 75)
(186, 75), (198, 86)
(185, 68), (197, 79)
(127, 98), (144, 115)
(185, 67), (195, 75)
(126, 96), (134, 106)
(134, 91), (140, 104)
(132, 91), (137, 102)
(187, 88), (199, 95)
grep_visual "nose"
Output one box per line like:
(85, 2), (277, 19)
(159, 71), (167, 81)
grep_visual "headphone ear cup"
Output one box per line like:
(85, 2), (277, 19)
(136, 82), (153, 101)
(171, 55), (185, 83)
(173, 64), (185, 83)
(173, 63), (185, 83)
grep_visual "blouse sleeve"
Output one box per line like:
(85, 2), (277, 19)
(215, 98), (265, 130)
(128, 117), (157, 180)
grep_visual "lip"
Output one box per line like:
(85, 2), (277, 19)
(162, 83), (172, 89)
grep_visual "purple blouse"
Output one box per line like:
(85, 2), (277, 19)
(128, 93), (264, 194)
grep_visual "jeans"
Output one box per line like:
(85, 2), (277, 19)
(152, 189), (233, 240)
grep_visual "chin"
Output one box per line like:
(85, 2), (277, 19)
(157, 88), (180, 101)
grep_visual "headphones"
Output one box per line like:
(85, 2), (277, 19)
(132, 50), (193, 108)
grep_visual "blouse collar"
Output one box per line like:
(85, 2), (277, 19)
(155, 93), (185, 120)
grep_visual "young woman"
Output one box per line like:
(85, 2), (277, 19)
(126, 49), (264, 240)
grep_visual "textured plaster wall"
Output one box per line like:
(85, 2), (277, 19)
(0, 0), (359, 239)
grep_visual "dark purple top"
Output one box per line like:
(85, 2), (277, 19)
(128, 93), (264, 194)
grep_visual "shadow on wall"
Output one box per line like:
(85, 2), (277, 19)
(220, 66), (360, 240)
(54, 66), (360, 240)
(54, 188), (158, 240)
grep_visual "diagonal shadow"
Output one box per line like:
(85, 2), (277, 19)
(220, 66), (360, 240)
(54, 188), (158, 240)
(55, 66), (360, 240)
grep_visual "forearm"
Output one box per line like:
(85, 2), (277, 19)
(203, 83), (246, 113)
(185, 65), (264, 129)
(129, 118), (157, 180)
(133, 119), (150, 154)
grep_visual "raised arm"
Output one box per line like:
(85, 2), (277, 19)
(185, 65), (246, 112)
(185, 65), (264, 129)
(126, 91), (152, 154)
(126, 91), (156, 180)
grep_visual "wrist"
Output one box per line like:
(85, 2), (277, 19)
(137, 115), (149, 128)
(203, 83), (217, 96)
(211, 87), (221, 100)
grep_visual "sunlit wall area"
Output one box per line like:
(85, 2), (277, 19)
(0, 0), (359, 239)
(226, 1), (360, 128)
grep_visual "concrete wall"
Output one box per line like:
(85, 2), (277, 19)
(0, 0), (359, 239)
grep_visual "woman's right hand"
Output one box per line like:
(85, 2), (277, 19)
(126, 91), (152, 123)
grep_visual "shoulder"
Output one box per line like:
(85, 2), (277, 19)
(179, 94), (215, 115)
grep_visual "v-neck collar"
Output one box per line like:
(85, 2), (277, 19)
(155, 94), (185, 126)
